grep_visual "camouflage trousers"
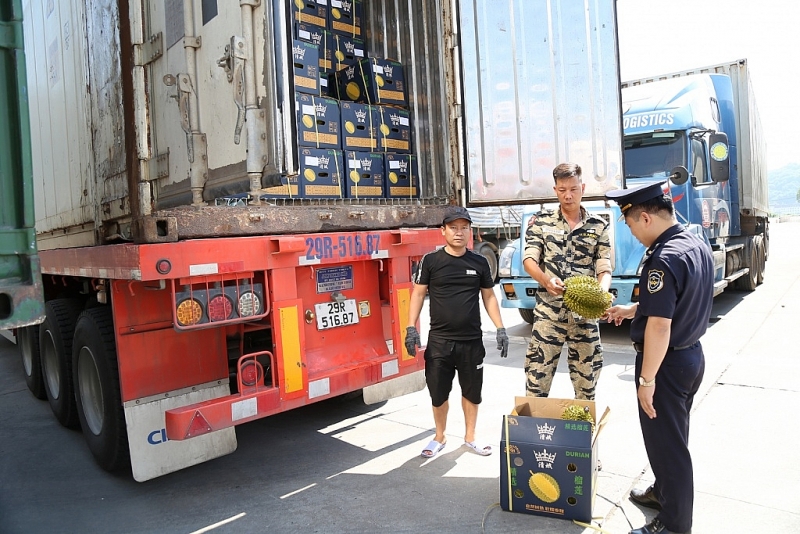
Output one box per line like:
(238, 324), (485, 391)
(525, 313), (603, 400)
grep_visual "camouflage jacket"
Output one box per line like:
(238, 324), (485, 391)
(523, 207), (611, 318)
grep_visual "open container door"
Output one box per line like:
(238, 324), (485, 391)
(459, 0), (624, 205)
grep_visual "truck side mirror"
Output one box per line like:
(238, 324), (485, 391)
(709, 132), (730, 183)
(669, 166), (689, 185)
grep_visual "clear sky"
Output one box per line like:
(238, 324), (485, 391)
(616, 0), (799, 171)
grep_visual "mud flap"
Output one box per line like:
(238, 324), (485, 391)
(362, 370), (426, 405)
(124, 382), (237, 482)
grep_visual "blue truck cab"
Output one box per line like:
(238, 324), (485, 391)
(500, 60), (769, 323)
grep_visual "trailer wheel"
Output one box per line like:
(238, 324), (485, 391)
(40, 299), (83, 428)
(735, 238), (758, 292)
(755, 235), (766, 285)
(519, 308), (535, 325)
(73, 307), (130, 472)
(475, 242), (499, 282)
(19, 325), (46, 400)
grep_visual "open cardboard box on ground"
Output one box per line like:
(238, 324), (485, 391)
(500, 396), (611, 523)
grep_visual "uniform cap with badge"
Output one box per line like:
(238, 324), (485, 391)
(605, 181), (670, 219)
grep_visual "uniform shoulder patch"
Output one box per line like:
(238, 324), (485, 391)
(647, 269), (665, 293)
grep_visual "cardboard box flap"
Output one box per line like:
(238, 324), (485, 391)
(511, 396), (597, 422)
(593, 406), (611, 445)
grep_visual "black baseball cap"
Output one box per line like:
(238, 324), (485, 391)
(606, 181), (669, 217)
(442, 206), (472, 225)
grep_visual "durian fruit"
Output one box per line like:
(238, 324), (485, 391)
(528, 471), (560, 503)
(562, 405), (595, 433)
(562, 275), (612, 319)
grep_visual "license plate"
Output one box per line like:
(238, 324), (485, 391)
(315, 299), (359, 330)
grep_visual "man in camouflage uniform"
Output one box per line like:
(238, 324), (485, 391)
(522, 162), (612, 400)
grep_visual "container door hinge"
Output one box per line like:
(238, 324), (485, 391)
(217, 36), (248, 144)
(135, 32), (163, 66)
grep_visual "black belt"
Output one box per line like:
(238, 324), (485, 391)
(632, 342), (696, 353)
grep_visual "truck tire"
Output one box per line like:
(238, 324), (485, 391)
(519, 308), (536, 324)
(735, 238), (758, 292)
(19, 325), (46, 400)
(40, 299), (83, 428)
(73, 307), (130, 473)
(755, 235), (765, 285)
(475, 242), (499, 282)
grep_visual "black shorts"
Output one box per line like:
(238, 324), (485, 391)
(424, 337), (485, 407)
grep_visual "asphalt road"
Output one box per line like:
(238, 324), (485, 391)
(1, 221), (799, 534)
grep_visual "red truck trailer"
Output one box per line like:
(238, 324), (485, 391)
(14, 0), (622, 480)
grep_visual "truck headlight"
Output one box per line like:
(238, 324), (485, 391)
(498, 245), (516, 278)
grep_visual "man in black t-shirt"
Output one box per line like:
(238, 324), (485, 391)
(406, 206), (508, 459)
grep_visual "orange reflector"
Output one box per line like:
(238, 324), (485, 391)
(185, 410), (212, 439)
(502, 284), (516, 298)
(176, 298), (203, 326)
(208, 294), (233, 322)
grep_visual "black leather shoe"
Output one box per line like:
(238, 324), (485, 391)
(629, 484), (661, 510)
(629, 518), (690, 534)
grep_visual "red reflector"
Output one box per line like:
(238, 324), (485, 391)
(185, 410), (212, 439)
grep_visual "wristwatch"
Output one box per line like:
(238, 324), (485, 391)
(638, 376), (656, 387)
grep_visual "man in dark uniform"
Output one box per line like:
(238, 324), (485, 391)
(405, 206), (509, 459)
(605, 181), (713, 534)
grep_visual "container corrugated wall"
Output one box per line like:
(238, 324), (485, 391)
(23, 0), (97, 249)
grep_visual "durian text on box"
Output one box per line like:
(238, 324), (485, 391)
(500, 397), (610, 523)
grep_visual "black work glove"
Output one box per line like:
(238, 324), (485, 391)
(405, 326), (421, 357)
(496, 327), (509, 358)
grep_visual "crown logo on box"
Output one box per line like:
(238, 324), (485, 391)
(314, 102), (327, 116)
(534, 448), (557, 464)
(345, 65), (355, 78)
(341, 0), (352, 12)
(383, 65), (394, 78)
(398, 159), (408, 172)
(389, 113), (402, 125)
(537, 422), (556, 441)
(360, 157), (372, 171)
(344, 41), (355, 53)
(293, 45), (306, 60)
(354, 109), (367, 122)
(318, 155), (330, 168)
(310, 32), (323, 45)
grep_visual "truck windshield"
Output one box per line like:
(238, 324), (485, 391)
(623, 132), (686, 178)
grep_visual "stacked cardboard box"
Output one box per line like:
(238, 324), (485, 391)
(293, 40), (320, 96)
(298, 148), (345, 199)
(296, 93), (341, 149)
(287, 1), (416, 199)
(335, 57), (407, 108)
(384, 153), (419, 199)
(329, 0), (363, 38)
(344, 151), (385, 198)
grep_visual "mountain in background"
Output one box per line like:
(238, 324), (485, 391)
(768, 163), (800, 211)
